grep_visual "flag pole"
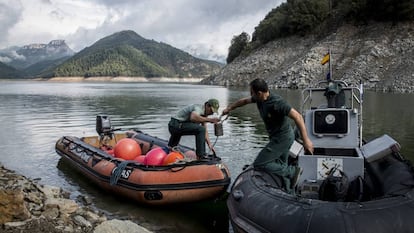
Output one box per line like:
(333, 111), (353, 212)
(321, 49), (331, 80)
(328, 48), (332, 81)
(359, 80), (364, 147)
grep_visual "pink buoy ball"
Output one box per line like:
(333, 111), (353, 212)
(184, 150), (197, 160)
(144, 147), (168, 166)
(114, 138), (141, 160)
(107, 149), (114, 156)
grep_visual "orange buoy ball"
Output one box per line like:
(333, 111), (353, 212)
(144, 147), (168, 166)
(163, 151), (185, 165)
(114, 138), (141, 160)
(134, 155), (146, 164)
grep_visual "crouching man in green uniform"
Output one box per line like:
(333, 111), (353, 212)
(168, 99), (220, 159)
(223, 78), (313, 193)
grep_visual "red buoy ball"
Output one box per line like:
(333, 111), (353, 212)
(134, 155), (146, 164)
(144, 147), (168, 166)
(163, 151), (185, 165)
(114, 138), (141, 160)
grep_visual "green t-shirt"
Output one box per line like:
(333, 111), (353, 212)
(172, 104), (205, 122)
(254, 93), (292, 137)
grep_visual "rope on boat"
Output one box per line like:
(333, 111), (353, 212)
(110, 161), (130, 185)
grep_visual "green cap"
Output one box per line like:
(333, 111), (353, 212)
(207, 99), (219, 113)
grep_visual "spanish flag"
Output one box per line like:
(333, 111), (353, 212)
(321, 53), (330, 65)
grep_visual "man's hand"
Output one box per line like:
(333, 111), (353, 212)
(303, 138), (314, 155)
(209, 118), (220, 124)
(222, 108), (231, 115)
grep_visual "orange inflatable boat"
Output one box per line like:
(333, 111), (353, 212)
(55, 119), (230, 205)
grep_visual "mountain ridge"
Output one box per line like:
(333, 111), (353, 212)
(0, 40), (74, 70)
(0, 30), (222, 79)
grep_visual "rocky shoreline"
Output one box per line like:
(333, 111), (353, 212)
(203, 22), (414, 93)
(0, 163), (152, 233)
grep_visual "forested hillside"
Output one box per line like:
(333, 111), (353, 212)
(227, 0), (414, 63)
(48, 30), (222, 79)
(0, 62), (22, 78)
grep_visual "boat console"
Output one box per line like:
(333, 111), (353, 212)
(294, 80), (365, 198)
(287, 79), (405, 199)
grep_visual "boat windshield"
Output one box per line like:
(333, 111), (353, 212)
(301, 81), (362, 112)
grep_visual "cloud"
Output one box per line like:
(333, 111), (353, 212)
(0, 0), (281, 62)
(0, 49), (27, 63)
(0, 1), (23, 45)
(0, 56), (12, 63)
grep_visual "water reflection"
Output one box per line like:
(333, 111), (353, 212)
(1, 81), (414, 232)
(362, 91), (414, 157)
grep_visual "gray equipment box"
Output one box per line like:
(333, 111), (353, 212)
(361, 134), (401, 163)
(298, 149), (364, 183)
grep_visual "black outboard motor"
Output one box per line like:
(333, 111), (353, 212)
(96, 115), (113, 137)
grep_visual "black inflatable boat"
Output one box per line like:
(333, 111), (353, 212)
(227, 79), (414, 233)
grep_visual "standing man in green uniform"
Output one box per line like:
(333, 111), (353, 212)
(168, 99), (220, 159)
(223, 78), (313, 193)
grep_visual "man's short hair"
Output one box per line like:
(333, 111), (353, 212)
(250, 78), (269, 93)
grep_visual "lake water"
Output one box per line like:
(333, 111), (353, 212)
(1, 81), (414, 232)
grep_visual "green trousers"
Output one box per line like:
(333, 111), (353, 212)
(253, 130), (296, 193)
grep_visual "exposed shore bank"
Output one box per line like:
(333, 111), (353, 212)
(0, 76), (206, 84)
(203, 22), (414, 93)
(0, 163), (152, 233)
(46, 76), (204, 83)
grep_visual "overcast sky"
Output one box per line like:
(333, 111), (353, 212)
(0, 0), (283, 62)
